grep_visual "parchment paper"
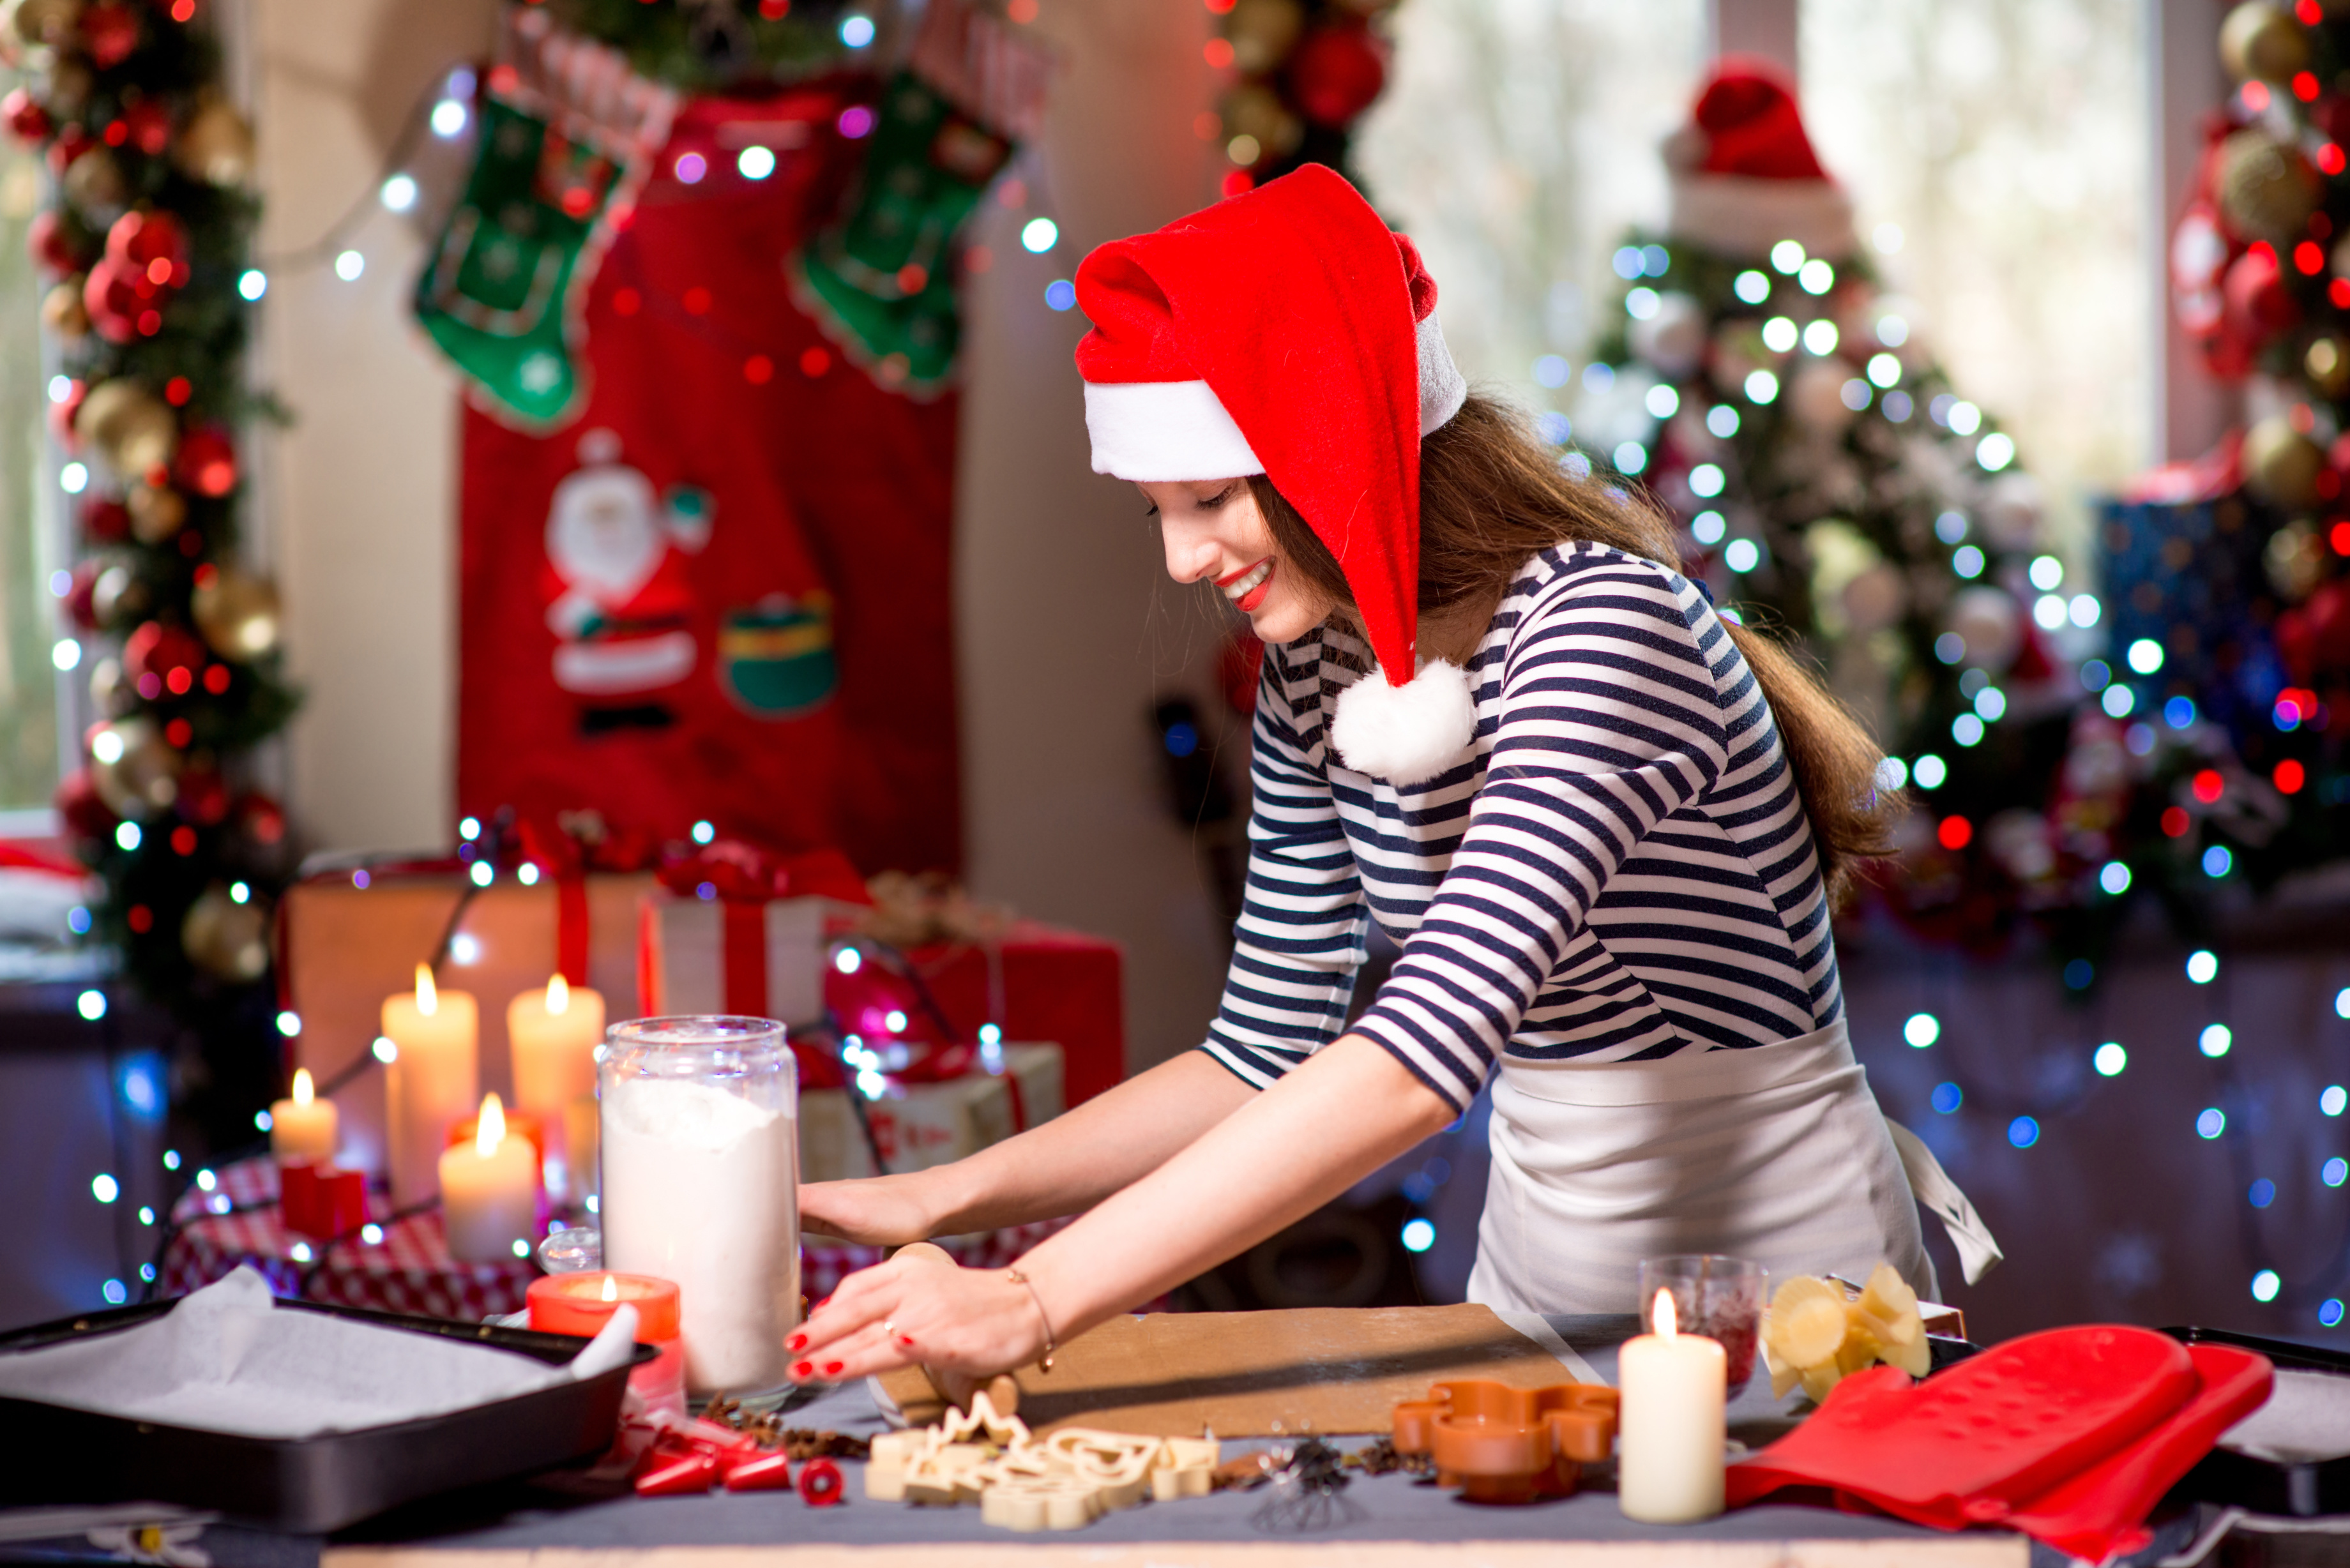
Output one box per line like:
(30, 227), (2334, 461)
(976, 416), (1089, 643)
(2220, 1366), (2350, 1464)
(0, 1267), (635, 1440)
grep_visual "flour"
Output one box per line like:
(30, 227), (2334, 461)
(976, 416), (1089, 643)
(601, 1075), (800, 1394)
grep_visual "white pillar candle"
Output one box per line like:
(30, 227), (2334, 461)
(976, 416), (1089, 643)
(1618, 1288), (1727, 1523)
(508, 974), (603, 1193)
(383, 965), (480, 1208)
(440, 1092), (539, 1263)
(269, 1068), (338, 1163)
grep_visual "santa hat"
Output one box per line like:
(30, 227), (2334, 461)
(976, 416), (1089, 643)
(1073, 165), (1474, 785)
(1665, 59), (1855, 260)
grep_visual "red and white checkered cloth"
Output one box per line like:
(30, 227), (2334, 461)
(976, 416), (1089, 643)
(163, 1158), (1073, 1322)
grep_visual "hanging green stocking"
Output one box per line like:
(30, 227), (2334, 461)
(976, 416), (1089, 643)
(795, 73), (1013, 391)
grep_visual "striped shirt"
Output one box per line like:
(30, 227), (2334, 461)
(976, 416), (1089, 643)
(1203, 541), (1843, 1113)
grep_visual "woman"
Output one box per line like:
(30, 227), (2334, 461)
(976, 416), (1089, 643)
(788, 165), (1961, 1387)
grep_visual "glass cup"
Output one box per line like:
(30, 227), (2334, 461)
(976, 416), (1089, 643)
(1638, 1254), (1768, 1398)
(599, 1016), (800, 1394)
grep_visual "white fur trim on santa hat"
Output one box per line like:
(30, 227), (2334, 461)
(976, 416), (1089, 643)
(1330, 658), (1477, 785)
(1667, 172), (1855, 262)
(1086, 315), (1467, 482)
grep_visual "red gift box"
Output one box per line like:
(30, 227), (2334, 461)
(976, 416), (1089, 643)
(903, 923), (1123, 1109)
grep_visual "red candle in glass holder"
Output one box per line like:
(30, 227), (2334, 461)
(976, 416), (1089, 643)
(527, 1271), (686, 1414)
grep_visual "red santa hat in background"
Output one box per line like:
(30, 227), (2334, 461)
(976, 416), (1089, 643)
(1665, 59), (1855, 260)
(1073, 164), (1474, 785)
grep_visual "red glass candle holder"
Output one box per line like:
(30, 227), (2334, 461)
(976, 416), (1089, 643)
(527, 1271), (686, 1413)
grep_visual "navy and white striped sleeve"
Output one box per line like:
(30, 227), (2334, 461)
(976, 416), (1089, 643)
(1200, 642), (1372, 1087)
(1348, 565), (1732, 1111)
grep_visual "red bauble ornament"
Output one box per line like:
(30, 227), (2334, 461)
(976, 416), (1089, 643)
(27, 209), (83, 275)
(81, 495), (131, 544)
(107, 208), (188, 280)
(121, 100), (171, 157)
(80, 3), (142, 69)
(47, 379), (85, 449)
(176, 764), (230, 827)
(174, 428), (237, 498)
(123, 619), (206, 682)
(83, 256), (146, 344)
(234, 790), (287, 847)
(1286, 23), (1388, 128)
(64, 559), (105, 632)
(2214, 243), (2298, 375)
(3, 87), (52, 143)
(55, 767), (118, 841)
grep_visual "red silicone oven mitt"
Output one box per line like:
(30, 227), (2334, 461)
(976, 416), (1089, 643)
(2001, 1343), (2272, 1564)
(1725, 1325), (2197, 1530)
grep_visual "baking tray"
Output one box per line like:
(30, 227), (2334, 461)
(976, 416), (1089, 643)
(2162, 1325), (2350, 1517)
(0, 1294), (655, 1534)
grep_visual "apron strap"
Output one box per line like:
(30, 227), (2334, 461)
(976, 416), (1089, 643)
(1886, 1119), (2003, 1286)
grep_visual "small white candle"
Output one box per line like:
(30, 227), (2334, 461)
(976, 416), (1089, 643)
(440, 1092), (538, 1263)
(269, 1068), (338, 1163)
(1618, 1288), (1727, 1523)
(383, 964), (479, 1207)
(508, 974), (603, 1194)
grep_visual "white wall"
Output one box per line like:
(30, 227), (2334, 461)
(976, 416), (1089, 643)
(252, 0), (1234, 1071)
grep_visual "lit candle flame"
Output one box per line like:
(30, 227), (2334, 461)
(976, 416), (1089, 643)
(547, 973), (570, 1016)
(1655, 1288), (1678, 1341)
(476, 1092), (505, 1157)
(291, 1067), (314, 1106)
(415, 963), (438, 1017)
(601, 1273), (618, 1303)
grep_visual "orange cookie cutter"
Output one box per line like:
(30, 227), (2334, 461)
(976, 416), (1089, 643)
(1391, 1379), (1620, 1504)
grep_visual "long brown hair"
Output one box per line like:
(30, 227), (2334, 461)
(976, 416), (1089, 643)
(1250, 393), (1897, 894)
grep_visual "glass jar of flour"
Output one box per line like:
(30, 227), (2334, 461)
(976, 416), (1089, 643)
(599, 1016), (800, 1394)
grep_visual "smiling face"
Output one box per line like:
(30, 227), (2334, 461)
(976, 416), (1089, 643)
(1141, 478), (1339, 644)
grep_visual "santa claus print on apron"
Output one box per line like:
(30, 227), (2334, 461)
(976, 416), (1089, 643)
(543, 429), (709, 725)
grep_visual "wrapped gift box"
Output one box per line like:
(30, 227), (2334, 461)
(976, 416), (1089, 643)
(281, 865), (654, 1187)
(800, 1043), (1063, 1182)
(635, 893), (842, 1027)
(902, 923), (1123, 1108)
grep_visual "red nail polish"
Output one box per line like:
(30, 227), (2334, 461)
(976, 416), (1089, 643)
(822, 1361), (844, 1376)
(792, 1361), (814, 1379)
(787, 1333), (808, 1352)
(897, 1334), (916, 1347)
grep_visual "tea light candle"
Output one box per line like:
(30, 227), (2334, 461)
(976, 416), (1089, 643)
(269, 1068), (338, 1164)
(1619, 1288), (1727, 1523)
(440, 1092), (538, 1263)
(509, 974), (603, 1194)
(527, 1269), (685, 1414)
(383, 965), (478, 1207)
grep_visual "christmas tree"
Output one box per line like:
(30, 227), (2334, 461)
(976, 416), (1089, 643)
(1579, 63), (2142, 966)
(10, 0), (296, 1136)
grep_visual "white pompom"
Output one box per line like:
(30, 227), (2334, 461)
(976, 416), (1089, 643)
(1330, 660), (1478, 785)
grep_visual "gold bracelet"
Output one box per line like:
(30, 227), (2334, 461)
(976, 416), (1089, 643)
(1004, 1267), (1056, 1373)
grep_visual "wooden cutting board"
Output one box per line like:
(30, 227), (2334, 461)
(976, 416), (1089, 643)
(876, 1302), (1584, 1437)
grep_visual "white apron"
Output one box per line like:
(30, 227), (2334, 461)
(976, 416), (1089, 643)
(1465, 1016), (1994, 1316)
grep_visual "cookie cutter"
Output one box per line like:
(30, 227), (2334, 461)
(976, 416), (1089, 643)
(1391, 1379), (1621, 1504)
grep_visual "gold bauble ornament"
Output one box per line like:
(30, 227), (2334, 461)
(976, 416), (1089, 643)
(2266, 518), (2328, 599)
(1222, 83), (1304, 158)
(126, 481), (186, 545)
(89, 714), (180, 818)
(1226, 0), (1305, 73)
(181, 884), (270, 983)
(2220, 2), (2310, 82)
(11, 0), (80, 48)
(2308, 335), (2350, 398)
(172, 98), (255, 187)
(59, 146), (125, 215)
(2243, 412), (2326, 508)
(192, 568), (282, 661)
(45, 57), (93, 115)
(87, 655), (132, 717)
(40, 276), (88, 339)
(2216, 129), (2321, 246)
(89, 559), (144, 628)
(76, 379), (178, 478)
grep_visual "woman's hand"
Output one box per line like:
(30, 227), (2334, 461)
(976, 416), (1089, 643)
(787, 1242), (1047, 1385)
(799, 1174), (942, 1247)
